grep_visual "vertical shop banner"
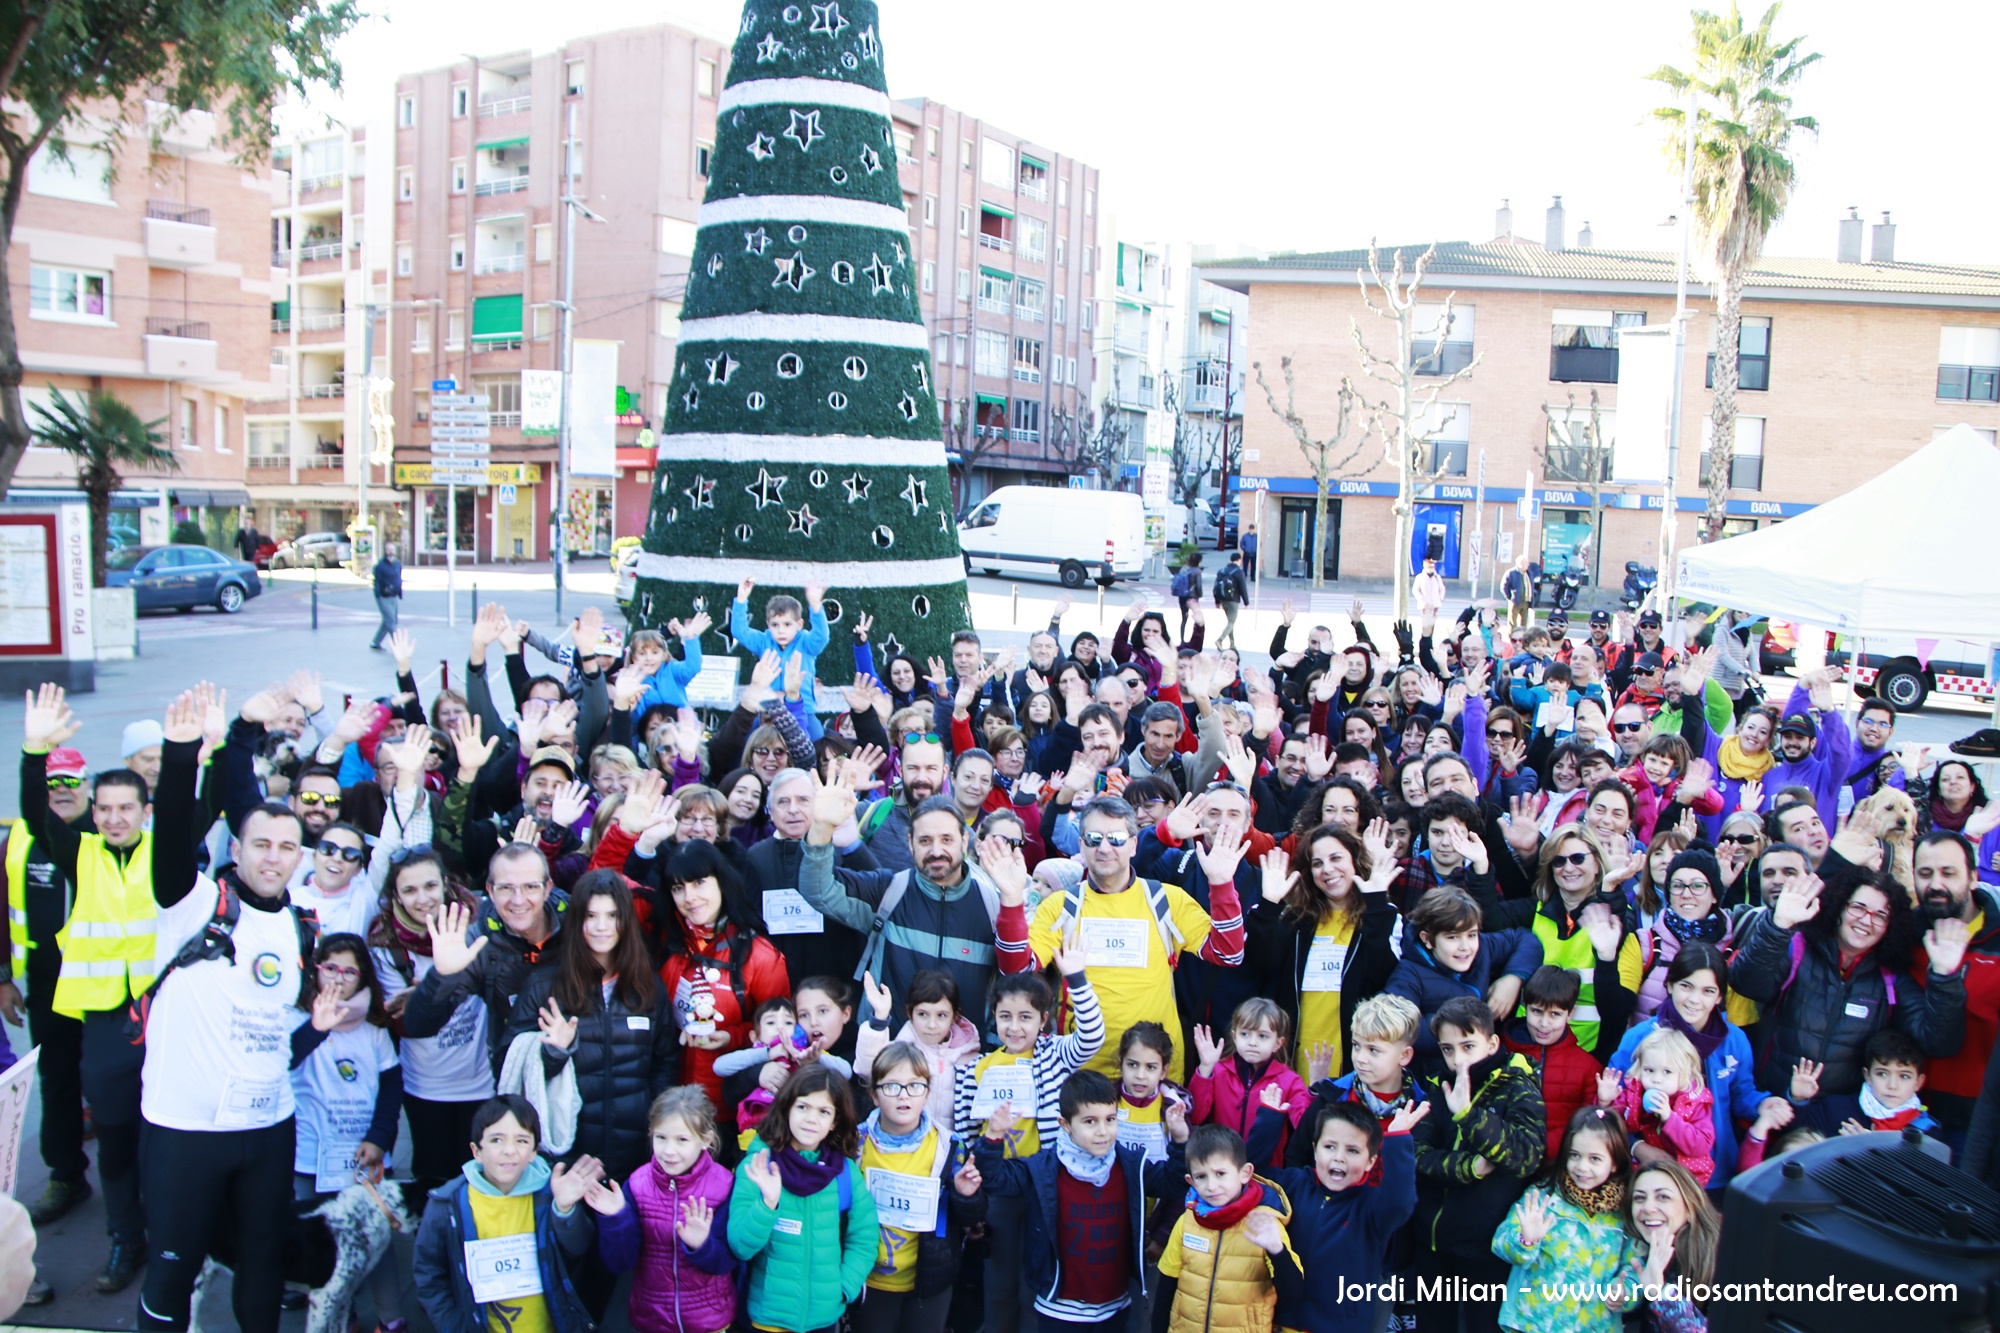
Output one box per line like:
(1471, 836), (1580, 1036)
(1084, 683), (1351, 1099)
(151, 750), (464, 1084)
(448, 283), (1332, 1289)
(0, 1047), (39, 1197)
(521, 369), (562, 437)
(1612, 325), (1673, 485)
(569, 342), (618, 478)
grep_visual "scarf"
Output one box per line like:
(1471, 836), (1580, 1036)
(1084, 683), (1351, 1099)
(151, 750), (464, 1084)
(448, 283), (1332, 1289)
(1657, 905), (1728, 946)
(1717, 736), (1776, 782)
(1657, 998), (1728, 1065)
(465, 1155), (552, 1198)
(1054, 1127), (1115, 1187)
(1185, 1179), (1264, 1231)
(1931, 796), (1973, 833)
(770, 1145), (843, 1198)
(1858, 1084), (1926, 1131)
(389, 909), (433, 956)
(860, 1109), (934, 1154)
(1560, 1175), (1628, 1217)
(1121, 1088), (1159, 1110)
(1348, 1078), (1408, 1119)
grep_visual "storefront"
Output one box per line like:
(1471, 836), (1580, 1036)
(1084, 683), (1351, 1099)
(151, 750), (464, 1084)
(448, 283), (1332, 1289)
(1276, 497), (1341, 581)
(566, 481), (614, 557)
(396, 462), (544, 564)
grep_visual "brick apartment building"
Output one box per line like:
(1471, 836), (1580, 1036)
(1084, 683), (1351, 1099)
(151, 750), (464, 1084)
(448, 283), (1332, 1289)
(9, 103), (273, 546)
(386, 21), (1102, 563)
(1200, 202), (2000, 588)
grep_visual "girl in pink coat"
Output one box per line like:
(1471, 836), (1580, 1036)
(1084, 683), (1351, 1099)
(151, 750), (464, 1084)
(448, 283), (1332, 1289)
(1188, 998), (1311, 1168)
(590, 1088), (740, 1333)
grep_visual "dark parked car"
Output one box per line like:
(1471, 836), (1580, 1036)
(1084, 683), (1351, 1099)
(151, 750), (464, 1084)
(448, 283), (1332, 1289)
(106, 545), (263, 614)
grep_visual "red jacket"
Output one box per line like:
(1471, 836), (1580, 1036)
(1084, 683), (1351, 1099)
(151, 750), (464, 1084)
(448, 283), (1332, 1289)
(1504, 1020), (1605, 1162)
(1191, 1055), (1310, 1169)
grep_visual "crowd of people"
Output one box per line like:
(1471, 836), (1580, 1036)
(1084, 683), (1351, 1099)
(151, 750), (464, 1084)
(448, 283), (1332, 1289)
(3, 574), (1998, 1333)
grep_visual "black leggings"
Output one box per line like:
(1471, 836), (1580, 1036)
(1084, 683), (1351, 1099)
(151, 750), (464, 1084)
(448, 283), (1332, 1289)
(852, 1285), (954, 1333)
(137, 1117), (295, 1333)
(402, 1093), (483, 1189)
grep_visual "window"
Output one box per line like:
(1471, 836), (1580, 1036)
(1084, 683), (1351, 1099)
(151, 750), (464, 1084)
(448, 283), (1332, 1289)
(981, 140), (1014, 190)
(957, 206), (970, 236)
(29, 265), (109, 321)
(446, 310), (465, 350)
(449, 236), (466, 271)
(1067, 356), (1078, 385)
(397, 168), (413, 202)
(1084, 187), (1094, 215)
(977, 270), (1011, 313)
(659, 217), (697, 256)
(926, 125), (940, 156)
(961, 138), (973, 170)
(657, 299), (682, 336)
(566, 60), (586, 97)
(1018, 156), (1048, 200)
(1082, 245), (1093, 274)
(975, 329), (1008, 377)
(396, 243), (412, 277)
(1015, 278), (1045, 321)
(532, 303), (556, 341)
(536, 223), (554, 262)
(953, 332), (967, 366)
(1543, 406), (1617, 482)
(411, 312), (432, 352)
(1059, 178), (1069, 208)
(453, 83), (470, 117)
(1055, 237), (1065, 267)
(1706, 316), (1772, 391)
(1418, 402), (1470, 476)
(1010, 398), (1041, 442)
(447, 158), (466, 194)
(1053, 294), (1066, 325)
(27, 143), (112, 203)
(955, 269), (970, 301)
(1411, 301), (1475, 376)
(178, 399), (198, 450)
(1013, 337), (1043, 383)
(398, 94), (416, 127)
(1700, 416), (1765, 490)
(1937, 327), (2000, 402)
(1549, 308), (1642, 383)
(921, 260), (935, 293)
(1019, 216), (1047, 263)
(472, 374), (522, 414)
(894, 127), (915, 163)
(696, 59), (715, 98)
(935, 334), (949, 366)
(923, 194), (936, 226)
(214, 405), (230, 452)
(1080, 301), (1091, 329)
(696, 143), (713, 179)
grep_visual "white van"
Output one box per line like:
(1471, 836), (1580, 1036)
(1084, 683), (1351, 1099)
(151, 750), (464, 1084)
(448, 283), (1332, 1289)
(958, 485), (1148, 588)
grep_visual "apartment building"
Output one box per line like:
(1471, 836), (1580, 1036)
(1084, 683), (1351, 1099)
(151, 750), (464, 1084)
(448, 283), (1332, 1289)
(1201, 201), (2000, 585)
(388, 22), (726, 562)
(9, 103), (273, 546)
(245, 124), (403, 547)
(891, 98), (1101, 508)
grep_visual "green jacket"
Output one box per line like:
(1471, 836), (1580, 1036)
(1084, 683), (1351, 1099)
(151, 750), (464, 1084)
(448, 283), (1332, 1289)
(1413, 1051), (1546, 1259)
(1652, 679), (1731, 740)
(1493, 1185), (1634, 1333)
(726, 1151), (878, 1331)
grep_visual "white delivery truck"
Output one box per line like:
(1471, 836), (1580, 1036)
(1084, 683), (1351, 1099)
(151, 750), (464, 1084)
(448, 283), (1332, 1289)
(957, 485), (1148, 588)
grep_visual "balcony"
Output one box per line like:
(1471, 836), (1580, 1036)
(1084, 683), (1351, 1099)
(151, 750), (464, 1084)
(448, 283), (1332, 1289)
(976, 296), (1009, 315)
(143, 200), (216, 269)
(298, 172), (344, 195)
(1018, 180), (1047, 202)
(1112, 378), (1155, 410)
(491, 411), (523, 429)
(299, 381), (345, 400)
(270, 316), (291, 333)
(1013, 365), (1041, 384)
(1188, 384), (1226, 411)
(297, 310), (344, 342)
(475, 253), (525, 275)
(143, 317), (217, 377)
(1009, 427), (1040, 443)
(475, 337), (524, 353)
(1014, 304), (1044, 324)
(298, 238), (343, 263)
(248, 454), (289, 474)
(480, 94), (532, 117)
(1112, 327), (1148, 356)
(271, 247), (292, 266)
(475, 176), (530, 197)
(977, 233), (1011, 254)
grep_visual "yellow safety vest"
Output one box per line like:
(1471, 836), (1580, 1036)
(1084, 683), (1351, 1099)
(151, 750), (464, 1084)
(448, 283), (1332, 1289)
(5, 820), (30, 963)
(52, 831), (157, 1019)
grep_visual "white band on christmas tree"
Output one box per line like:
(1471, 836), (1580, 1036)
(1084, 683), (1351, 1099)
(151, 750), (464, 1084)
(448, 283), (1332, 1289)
(656, 432), (947, 467)
(677, 312), (929, 347)
(717, 77), (894, 118)
(693, 195), (911, 232)
(635, 552), (967, 587)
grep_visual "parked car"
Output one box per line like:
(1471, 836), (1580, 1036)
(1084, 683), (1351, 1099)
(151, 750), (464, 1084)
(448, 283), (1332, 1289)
(1757, 623), (1987, 711)
(958, 485), (1147, 587)
(105, 545), (263, 614)
(269, 532), (352, 569)
(614, 542), (641, 607)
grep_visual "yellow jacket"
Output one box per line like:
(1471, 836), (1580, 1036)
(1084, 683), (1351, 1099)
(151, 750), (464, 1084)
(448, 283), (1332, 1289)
(51, 832), (155, 1018)
(1158, 1176), (1295, 1333)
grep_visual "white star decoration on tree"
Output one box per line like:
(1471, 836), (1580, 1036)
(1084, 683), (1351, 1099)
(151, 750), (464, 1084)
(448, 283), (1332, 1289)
(773, 252), (816, 292)
(784, 109), (825, 153)
(857, 25), (879, 61)
(706, 253), (724, 278)
(681, 385), (700, 413)
(756, 31), (784, 62)
(684, 475), (716, 510)
(863, 253), (895, 294)
(744, 227), (771, 255)
(787, 503), (820, 537)
(747, 132), (776, 162)
(705, 353), (739, 385)
(857, 144), (882, 175)
(746, 467), (787, 509)
(880, 631), (903, 657)
(912, 360), (930, 395)
(900, 474), (929, 516)
(896, 392), (919, 422)
(809, 2), (848, 36)
(842, 472), (871, 503)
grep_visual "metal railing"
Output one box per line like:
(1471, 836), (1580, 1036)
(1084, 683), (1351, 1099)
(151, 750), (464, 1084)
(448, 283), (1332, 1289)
(976, 296), (1009, 315)
(297, 173), (344, 193)
(298, 311), (345, 332)
(1014, 304), (1044, 324)
(1112, 329), (1148, 355)
(480, 94), (532, 116)
(474, 177), (530, 196)
(1018, 180), (1047, 202)
(475, 337), (524, 353)
(303, 451), (345, 468)
(146, 199), (212, 226)
(271, 248), (293, 265)
(977, 233), (1011, 253)
(475, 253), (526, 274)
(490, 410), (523, 428)
(248, 455), (289, 470)
(1013, 366), (1041, 383)
(298, 240), (343, 261)
(271, 318), (291, 333)
(1009, 427), (1040, 443)
(145, 316), (211, 339)
(299, 383), (344, 399)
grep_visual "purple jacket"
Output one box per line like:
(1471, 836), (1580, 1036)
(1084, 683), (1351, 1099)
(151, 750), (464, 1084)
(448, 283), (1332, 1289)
(1762, 685), (1851, 826)
(597, 1153), (737, 1333)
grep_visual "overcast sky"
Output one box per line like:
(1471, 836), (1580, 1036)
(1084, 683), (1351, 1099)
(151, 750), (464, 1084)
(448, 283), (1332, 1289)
(309, 0), (2000, 266)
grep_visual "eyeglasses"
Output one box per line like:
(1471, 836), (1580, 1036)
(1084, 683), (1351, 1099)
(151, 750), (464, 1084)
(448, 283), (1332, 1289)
(901, 732), (942, 747)
(1549, 851), (1593, 868)
(1613, 721), (1646, 734)
(317, 840), (366, 863)
(1668, 878), (1713, 896)
(748, 745), (788, 760)
(316, 963), (361, 981)
(1719, 833), (1761, 847)
(1080, 831), (1132, 848)
(295, 791), (341, 807)
(876, 1080), (931, 1099)
(678, 812), (719, 828)
(46, 775), (83, 789)
(1843, 902), (1892, 926)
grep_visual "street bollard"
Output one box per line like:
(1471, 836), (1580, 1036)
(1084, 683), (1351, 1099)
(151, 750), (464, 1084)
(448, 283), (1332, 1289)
(471, 583), (478, 621)
(1097, 585), (1105, 621)
(440, 659), (451, 691)
(311, 571), (319, 630)
(1011, 584), (1019, 626)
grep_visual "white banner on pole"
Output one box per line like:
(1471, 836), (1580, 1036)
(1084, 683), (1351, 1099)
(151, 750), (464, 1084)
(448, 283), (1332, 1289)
(522, 369), (562, 437)
(569, 342), (619, 477)
(1613, 325), (1675, 484)
(0, 1046), (40, 1197)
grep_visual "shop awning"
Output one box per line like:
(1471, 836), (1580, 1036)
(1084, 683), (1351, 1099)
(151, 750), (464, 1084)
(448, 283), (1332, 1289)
(979, 265), (1014, 282)
(478, 136), (529, 152)
(1020, 155), (1047, 171)
(980, 201), (1013, 220)
(172, 487), (253, 508)
(975, 393), (1007, 408)
(471, 294), (523, 340)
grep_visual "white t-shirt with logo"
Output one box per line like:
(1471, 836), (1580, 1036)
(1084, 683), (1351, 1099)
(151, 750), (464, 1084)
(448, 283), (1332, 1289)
(291, 875), (378, 940)
(142, 876), (310, 1133)
(292, 1022), (399, 1181)
(373, 945), (495, 1102)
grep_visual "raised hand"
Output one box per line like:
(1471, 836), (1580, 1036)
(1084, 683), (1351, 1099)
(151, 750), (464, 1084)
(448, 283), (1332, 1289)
(470, 602), (507, 650)
(1049, 926), (1086, 976)
(1386, 1100), (1431, 1136)
(842, 743), (888, 789)
(1241, 1209), (1285, 1256)
(982, 1101), (1018, 1143)
(537, 996), (579, 1050)
(389, 724), (433, 791)
(1194, 822), (1247, 884)
(1772, 872), (1823, 930)
(1259, 847), (1298, 905)
(951, 1158), (982, 1197)
(549, 780), (593, 829)
(287, 669), (327, 715)
(617, 769), (669, 834)
(1165, 1097), (1190, 1144)
(679, 610), (713, 641)
(1579, 902), (1623, 961)
(1790, 1059), (1823, 1102)
(331, 699), (378, 746)
(549, 1157), (604, 1212)
(1281, 598), (1296, 627)
(1595, 1067), (1624, 1108)
(783, 654), (804, 701)
(385, 630), (417, 673)
(573, 605), (606, 658)
(309, 985), (343, 1032)
(1163, 792), (1208, 841)
(748, 649), (783, 696)
(1191, 1023), (1223, 1077)
(677, 1194), (714, 1245)
(1445, 1061), (1474, 1115)
(1303, 733), (1334, 781)
(1464, 660), (1491, 700)
(163, 686), (207, 744)
(737, 577), (756, 602)
(861, 969), (891, 1022)
(513, 816), (539, 845)
(810, 768), (859, 831)
(1221, 733), (1255, 789)
(977, 833), (1029, 906)
(1926, 916), (1972, 975)
(1258, 1081), (1290, 1115)
(583, 1176), (626, 1217)
(1516, 1192), (1554, 1247)
(611, 665), (649, 711)
(1899, 744), (1932, 780)
(1361, 818), (1396, 880)
(1738, 777), (1764, 814)
(450, 715), (496, 779)
(925, 656), (951, 696)
(23, 683), (80, 750)
(674, 710), (704, 761)
(427, 901), (488, 976)
(853, 611), (873, 641)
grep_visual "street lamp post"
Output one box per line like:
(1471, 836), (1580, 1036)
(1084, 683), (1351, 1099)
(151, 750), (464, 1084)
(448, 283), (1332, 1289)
(1659, 84), (1697, 611)
(553, 100), (607, 620)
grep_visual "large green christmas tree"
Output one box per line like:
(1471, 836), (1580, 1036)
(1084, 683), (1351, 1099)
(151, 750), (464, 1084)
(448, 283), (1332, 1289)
(632, 0), (971, 686)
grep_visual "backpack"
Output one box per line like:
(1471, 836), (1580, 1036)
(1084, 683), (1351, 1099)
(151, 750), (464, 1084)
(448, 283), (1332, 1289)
(1171, 569), (1193, 599)
(860, 798), (899, 843)
(133, 878), (319, 1033)
(1216, 567), (1244, 607)
(852, 868), (1004, 984)
(1780, 930), (1897, 1007)
(1053, 875), (1184, 965)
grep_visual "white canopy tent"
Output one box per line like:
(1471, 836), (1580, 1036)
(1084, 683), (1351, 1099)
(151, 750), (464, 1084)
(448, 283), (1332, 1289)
(1674, 423), (2000, 641)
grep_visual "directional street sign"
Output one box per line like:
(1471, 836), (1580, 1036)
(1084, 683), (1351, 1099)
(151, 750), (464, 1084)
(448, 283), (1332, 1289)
(430, 439), (493, 454)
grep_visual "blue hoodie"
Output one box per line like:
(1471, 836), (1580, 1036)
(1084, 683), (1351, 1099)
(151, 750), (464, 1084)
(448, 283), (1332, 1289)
(635, 637), (708, 712)
(1267, 1133), (1417, 1333)
(412, 1157), (596, 1333)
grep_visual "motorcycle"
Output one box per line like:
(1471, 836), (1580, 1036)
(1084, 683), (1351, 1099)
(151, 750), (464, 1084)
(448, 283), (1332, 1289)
(1621, 560), (1658, 610)
(1553, 557), (1587, 610)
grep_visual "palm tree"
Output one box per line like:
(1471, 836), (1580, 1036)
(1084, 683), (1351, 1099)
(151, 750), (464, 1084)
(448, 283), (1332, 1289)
(30, 389), (178, 586)
(1650, 3), (1818, 541)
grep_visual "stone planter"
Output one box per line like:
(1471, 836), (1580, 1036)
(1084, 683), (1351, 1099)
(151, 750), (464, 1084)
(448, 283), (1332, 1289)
(93, 585), (136, 661)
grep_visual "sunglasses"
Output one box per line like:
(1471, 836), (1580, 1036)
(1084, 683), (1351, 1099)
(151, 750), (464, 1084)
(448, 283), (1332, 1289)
(1719, 833), (1761, 847)
(901, 732), (943, 746)
(1549, 850), (1593, 868)
(1080, 831), (1131, 848)
(295, 791), (340, 807)
(1613, 721), (1646, 734)
(991, 835), (1025, 850)
(46, 775), (83, 789)
(317, 840), (366, 863)
(1487, 729), (1515, 740)
(748, 745), (788, 759)
(388, 842), (435, 867)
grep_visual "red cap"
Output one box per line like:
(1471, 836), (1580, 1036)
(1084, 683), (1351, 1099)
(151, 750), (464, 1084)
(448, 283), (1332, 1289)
(45, 747), (87, 778)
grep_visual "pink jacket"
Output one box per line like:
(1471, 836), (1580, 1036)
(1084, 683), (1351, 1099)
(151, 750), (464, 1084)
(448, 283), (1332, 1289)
(1613, 1079), (1717, 1185)
(1190, 1056), (1310, 1168)
(602, 1152), (738, 1333)
(855, 1014), (982, 1127)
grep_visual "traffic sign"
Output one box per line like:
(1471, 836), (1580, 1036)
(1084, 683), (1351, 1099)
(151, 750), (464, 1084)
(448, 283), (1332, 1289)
(498, 484), (518, 507)
(430, 440), (492, 454)
(432, 378), (457, 393)
(430, 409), (491, 424)
(430, 426), (492, 442)
(431, 393), (487, 408)
(430, 471), (489, 487)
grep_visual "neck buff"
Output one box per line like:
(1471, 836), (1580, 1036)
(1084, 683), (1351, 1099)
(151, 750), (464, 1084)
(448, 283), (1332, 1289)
(1054, 1127), (1115, 1186)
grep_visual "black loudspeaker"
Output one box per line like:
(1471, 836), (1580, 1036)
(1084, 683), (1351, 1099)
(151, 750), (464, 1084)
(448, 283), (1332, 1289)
(1712, 1128), (2000, 1332)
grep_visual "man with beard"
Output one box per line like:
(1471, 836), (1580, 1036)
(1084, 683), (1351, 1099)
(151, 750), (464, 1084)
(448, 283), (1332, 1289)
(440, 744), (580, 888)
(1911, 830), (2000, 1154)
(794, 771), (1004, 1026)
(747, 766), (874, 981)
(857, 730), (948, 873)
(1251, 735), (1316, 836)
(1045, 704), (1128, 857)
(1766, 800), (1831, 870)
(1610, 702), (1652, 764)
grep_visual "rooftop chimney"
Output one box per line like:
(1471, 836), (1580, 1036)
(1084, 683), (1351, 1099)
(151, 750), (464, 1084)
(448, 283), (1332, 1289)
(1577, 221), (1594, 249)
(1496, 198), (1513, 239)
(1837, 207), (1864, 263)
(1546, 196), (1565, 251)
(1871, 211), (1896, 264)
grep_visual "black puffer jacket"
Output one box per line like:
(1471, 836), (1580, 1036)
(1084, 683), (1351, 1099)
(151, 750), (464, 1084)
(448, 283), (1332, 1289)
(402, 892), (568, 1077)
(743, 834), (874, 982)
(504, 968), (680, 1180)
(1730, 910), (1967, 1098)
(1244, 888), (1401, 1076)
